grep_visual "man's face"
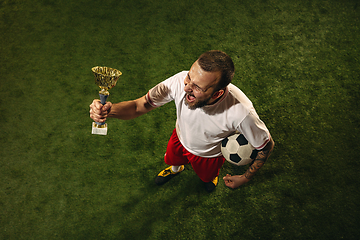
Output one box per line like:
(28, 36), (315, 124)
(184, 61), (222, 109)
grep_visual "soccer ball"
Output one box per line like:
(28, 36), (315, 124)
(221, 133), (259, 166)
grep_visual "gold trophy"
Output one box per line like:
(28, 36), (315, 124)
(91, 66), (122, 135)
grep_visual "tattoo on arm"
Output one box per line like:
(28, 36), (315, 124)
(244, 159), (265, 179)
(244, 138), (274, 179)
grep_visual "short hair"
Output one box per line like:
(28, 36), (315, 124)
(197, 50), (235, 91)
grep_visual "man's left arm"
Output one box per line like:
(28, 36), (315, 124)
(223, 137), (275, 189)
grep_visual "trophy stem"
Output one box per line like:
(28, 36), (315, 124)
(95, 93), (109, 126)
(92, 92), (109, 135)
(99, 92), (108, 104)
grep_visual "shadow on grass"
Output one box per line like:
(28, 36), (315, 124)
(97, 164), (211, 239)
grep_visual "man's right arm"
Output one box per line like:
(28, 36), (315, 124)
(89, 95), (156, 123)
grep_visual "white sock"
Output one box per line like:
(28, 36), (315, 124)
(172, 165), (181, 172)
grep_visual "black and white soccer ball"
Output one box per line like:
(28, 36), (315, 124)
(221, 133), (259, 166)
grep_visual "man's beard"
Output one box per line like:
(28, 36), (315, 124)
(184, 93), (212, 110)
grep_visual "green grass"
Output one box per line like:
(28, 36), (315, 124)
(1, 0), (359, 239)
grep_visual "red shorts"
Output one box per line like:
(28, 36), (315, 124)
(164, 129), (226, 182)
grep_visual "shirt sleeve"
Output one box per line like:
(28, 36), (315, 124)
(145, 71), (187, 107)
(238, 110), (270, 150)
(146, 82), (173, 107)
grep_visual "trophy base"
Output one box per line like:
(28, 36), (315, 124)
(92, 122), (108, 135)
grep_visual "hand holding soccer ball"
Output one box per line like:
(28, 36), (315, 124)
(221, 133), (258, 188)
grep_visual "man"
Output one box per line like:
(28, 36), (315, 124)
(89, 50), (274, 192)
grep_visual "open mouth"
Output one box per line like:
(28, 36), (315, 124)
(186, 93), (196, 103)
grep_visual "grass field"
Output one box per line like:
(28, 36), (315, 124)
(1, 0), (359, 239)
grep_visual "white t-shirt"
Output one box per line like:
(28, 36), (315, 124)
(146, 71), (270, 158)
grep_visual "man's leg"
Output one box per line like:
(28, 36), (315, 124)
(186, 153), (226, 192)
(155, 129), (188, 185)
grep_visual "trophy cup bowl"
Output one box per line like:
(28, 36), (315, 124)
(91, 66), (122, 135)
